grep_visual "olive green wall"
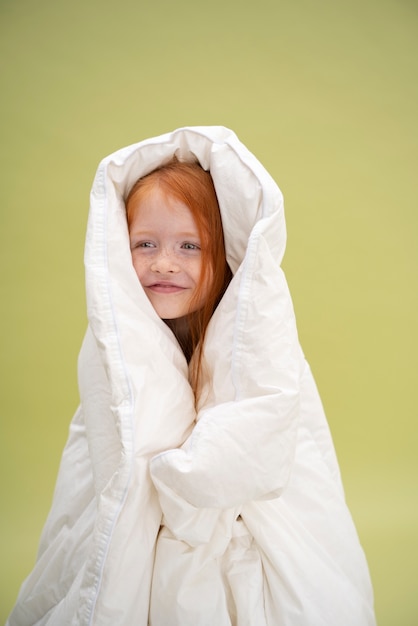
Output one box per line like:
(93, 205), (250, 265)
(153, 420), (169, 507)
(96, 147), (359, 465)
(1, 1), (417, 623)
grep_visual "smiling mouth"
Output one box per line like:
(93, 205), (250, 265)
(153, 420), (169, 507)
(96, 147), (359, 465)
(147, 283), (186, 294)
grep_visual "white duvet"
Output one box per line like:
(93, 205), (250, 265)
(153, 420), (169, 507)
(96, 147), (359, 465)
(8, 126), (376, 626)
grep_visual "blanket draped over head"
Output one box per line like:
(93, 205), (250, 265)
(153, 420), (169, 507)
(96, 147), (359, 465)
(8, 127), (376, 626)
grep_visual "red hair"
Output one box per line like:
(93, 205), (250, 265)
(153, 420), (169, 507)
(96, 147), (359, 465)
(126, 158), (232, 397)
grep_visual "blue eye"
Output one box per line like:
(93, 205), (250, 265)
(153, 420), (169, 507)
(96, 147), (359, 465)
(130, 240), (155, 251)
(182, 242), (200, 250)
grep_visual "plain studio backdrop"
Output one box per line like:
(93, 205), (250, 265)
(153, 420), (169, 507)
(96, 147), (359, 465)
(0, 1), (416, 624)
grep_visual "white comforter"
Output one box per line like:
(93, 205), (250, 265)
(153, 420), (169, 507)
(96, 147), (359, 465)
(8, 126), (376, 626)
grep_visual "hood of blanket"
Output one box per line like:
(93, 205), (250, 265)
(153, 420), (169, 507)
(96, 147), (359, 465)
(93, 125), (286, 275)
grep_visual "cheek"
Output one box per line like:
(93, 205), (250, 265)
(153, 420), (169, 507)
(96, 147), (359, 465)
(131, 255), (147, 285)
(189, 258), (205, 286)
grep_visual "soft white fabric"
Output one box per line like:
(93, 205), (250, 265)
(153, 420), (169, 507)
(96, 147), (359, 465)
(7, 126), (376, 626)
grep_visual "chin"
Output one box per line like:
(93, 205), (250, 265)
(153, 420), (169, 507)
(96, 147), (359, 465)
(156, 309), (187, 320)
(151, 303), (191, 321)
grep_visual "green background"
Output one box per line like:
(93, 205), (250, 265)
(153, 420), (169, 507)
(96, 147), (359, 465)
(1, 0), (417, 624)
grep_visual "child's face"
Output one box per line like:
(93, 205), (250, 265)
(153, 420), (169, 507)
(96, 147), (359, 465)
(128, 187), (210, 320)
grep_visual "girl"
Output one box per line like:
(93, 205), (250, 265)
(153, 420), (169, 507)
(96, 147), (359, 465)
(8, 126), (376, 626)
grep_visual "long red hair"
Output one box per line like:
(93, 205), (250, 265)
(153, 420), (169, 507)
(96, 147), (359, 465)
(125, 158), (232, 397)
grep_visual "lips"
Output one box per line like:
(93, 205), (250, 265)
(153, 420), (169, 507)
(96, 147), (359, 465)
(146, 282), (186, 294)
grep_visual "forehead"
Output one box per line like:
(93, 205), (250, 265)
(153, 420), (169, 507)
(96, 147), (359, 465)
(128, 187), (199, 234)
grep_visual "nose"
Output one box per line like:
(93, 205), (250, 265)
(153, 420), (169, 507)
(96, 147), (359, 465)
(150, 248), (180, 274)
